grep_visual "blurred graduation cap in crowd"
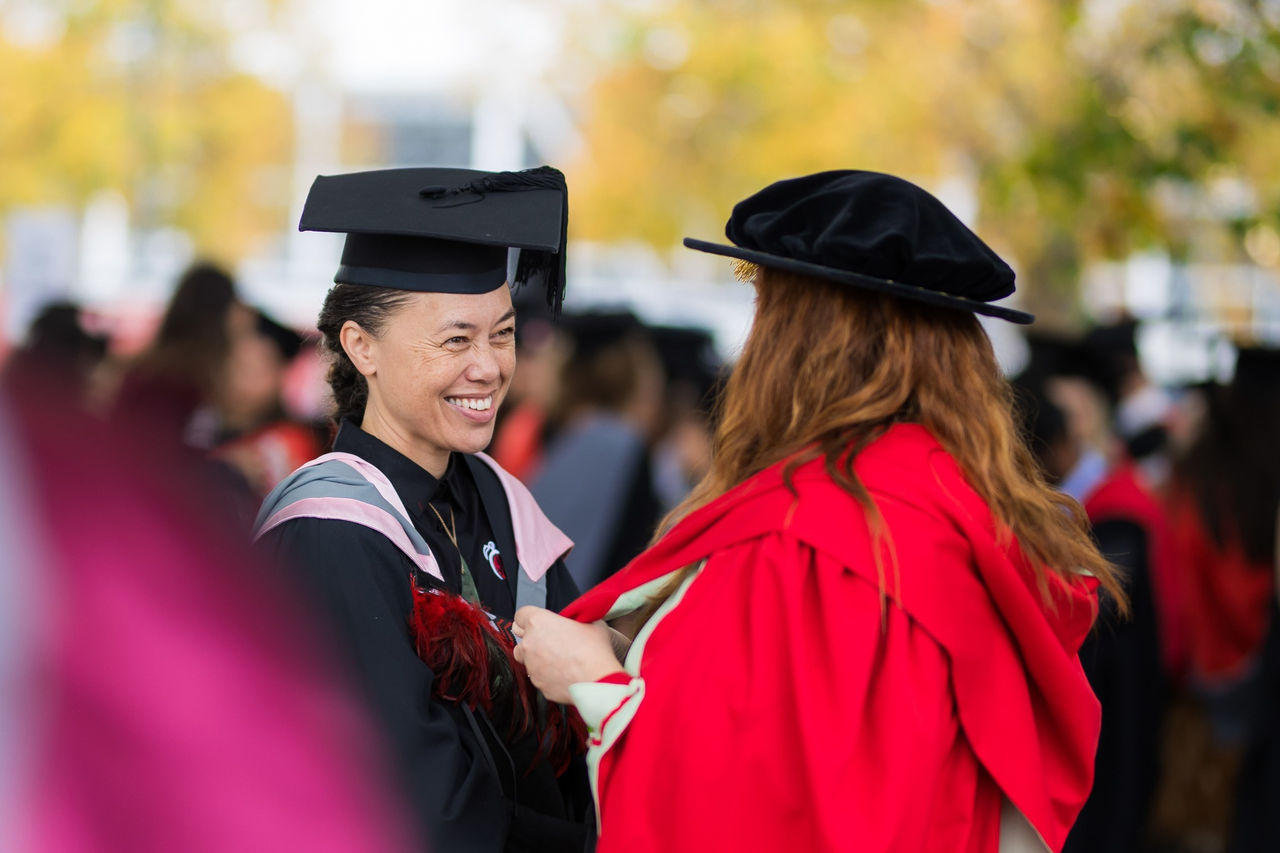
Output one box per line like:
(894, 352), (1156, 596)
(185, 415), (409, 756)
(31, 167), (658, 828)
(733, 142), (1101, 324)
(1, 301), (108, 398)
(649, 324), (723, 410)
(299, 166), (568, 314)
(255, 310), (305, 362)
(1021, 324), (1144, 404)
(1230, 343), (1280, 398)
(1079, 319), (1141, 404)
(23, 301), (108, 363)
(557, 311), (648, 361)
(1016, 331), (1088, 388)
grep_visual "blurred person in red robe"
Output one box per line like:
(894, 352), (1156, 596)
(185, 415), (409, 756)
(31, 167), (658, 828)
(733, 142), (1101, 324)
(1149, 346), (1280, 850)
(1017, 330), (1187, 681)
(1168, 346), (1279, 733)
(514, 171), (1119, 853)
(1018, 379), (1168, 853)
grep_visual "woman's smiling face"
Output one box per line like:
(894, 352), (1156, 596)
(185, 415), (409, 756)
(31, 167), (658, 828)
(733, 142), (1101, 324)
(356, 283), (516, 476)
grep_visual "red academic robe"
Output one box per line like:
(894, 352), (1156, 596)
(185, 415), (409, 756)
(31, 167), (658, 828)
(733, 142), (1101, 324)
(1166, 488), (1275, 681)
(564, 424), (1101, 852)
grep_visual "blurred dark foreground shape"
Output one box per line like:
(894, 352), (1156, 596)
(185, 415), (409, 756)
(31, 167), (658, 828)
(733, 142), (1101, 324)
(0, 369), (415, 851)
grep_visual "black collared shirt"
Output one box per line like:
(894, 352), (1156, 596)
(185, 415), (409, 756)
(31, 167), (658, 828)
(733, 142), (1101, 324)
(333, 420), (513, 616)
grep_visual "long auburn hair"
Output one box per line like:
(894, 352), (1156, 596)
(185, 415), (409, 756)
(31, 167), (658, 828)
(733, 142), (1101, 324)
(654, 266), (1123, 611)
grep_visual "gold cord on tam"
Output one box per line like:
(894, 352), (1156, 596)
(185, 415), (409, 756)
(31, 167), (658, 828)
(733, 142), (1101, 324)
(732, 258), (760, 282)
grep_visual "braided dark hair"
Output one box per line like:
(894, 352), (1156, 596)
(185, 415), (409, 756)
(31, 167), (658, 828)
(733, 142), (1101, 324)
(316, 284), (416, 425)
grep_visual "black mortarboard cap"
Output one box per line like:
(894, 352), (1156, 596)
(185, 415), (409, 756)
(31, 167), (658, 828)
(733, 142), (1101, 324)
(650, 324), (722, 402)
(299, 166), (568, 314)
(25, 301), (108, 361)
(1079, 320), (1141, 403)
(683, 170), (1032, 324)
(1019, 330), (1114, 398)
(1232, 344), (1280, 398)
(255, 309), (305, 362)
(559, 311), (647, 362)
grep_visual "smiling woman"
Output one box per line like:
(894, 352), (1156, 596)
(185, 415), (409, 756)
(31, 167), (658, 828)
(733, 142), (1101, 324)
(252, 167), (592, 853)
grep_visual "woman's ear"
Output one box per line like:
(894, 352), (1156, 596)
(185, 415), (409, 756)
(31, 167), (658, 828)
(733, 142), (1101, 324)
(340, 320), (378, 378)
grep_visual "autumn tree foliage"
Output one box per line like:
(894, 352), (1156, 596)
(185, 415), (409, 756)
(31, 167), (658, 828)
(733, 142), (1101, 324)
(0, 0), (293, 262)
(563, 0), (1280, 319)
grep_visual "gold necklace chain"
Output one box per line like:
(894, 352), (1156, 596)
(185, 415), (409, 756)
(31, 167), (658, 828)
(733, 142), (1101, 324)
(427, 502), (459, 550)
(426, 501), (481, 605)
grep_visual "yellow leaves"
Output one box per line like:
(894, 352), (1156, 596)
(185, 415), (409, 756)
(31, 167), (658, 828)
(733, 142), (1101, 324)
(0, 1), (292, 263)
(174, 75), (293, 260)
(1232, 115), (1280, 188)
(566, 0), (1280, 322)
(0, 41), (120, 205)
(568, 0), (1095, 247)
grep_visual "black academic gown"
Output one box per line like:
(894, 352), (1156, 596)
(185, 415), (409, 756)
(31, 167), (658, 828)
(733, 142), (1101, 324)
(258, 421), (590, 853)
(1231, 600), (1280, 852)
(1064, 519), (1166, 853)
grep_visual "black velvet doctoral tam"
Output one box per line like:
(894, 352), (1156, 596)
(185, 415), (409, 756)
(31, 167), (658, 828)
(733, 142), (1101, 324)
(684, 169), (1033, 324)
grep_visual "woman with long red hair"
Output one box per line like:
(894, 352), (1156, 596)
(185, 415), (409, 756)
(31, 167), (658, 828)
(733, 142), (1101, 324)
(514, 170), (1120, 852)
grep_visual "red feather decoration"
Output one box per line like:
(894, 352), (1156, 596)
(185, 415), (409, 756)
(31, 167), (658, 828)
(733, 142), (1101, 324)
(408, 584), (585, 776)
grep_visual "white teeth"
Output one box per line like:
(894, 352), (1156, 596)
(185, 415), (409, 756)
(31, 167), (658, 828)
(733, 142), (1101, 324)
(447, 396), (492, 411)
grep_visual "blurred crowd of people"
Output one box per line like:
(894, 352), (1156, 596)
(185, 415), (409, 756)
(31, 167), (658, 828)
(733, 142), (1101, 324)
(1, 265), (724, 543)
(1013, 321), (1280, 853)
(1, 256), (1278, 852)
(491, 294), (722, 591)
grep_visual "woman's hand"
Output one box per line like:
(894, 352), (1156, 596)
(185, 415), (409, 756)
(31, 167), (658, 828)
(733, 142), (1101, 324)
(512, 607), (625, 704)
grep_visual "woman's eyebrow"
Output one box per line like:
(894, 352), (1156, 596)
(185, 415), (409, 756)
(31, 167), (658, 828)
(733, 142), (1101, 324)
(437, 319), (478, 333)
(436, 308), (516, 334)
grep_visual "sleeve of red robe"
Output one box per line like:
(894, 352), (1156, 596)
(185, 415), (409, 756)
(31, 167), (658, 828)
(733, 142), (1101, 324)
(573, 531), (1006, 853)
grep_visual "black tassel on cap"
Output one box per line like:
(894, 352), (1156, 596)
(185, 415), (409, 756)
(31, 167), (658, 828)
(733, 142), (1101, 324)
(419, 166), (568, 316)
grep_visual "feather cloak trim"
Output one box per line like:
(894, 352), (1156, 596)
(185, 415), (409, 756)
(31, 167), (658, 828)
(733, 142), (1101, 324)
(409, 585), (585, 776)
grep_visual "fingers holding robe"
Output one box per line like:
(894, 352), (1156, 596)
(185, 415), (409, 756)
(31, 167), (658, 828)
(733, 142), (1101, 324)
(513, 606), (625, 704)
